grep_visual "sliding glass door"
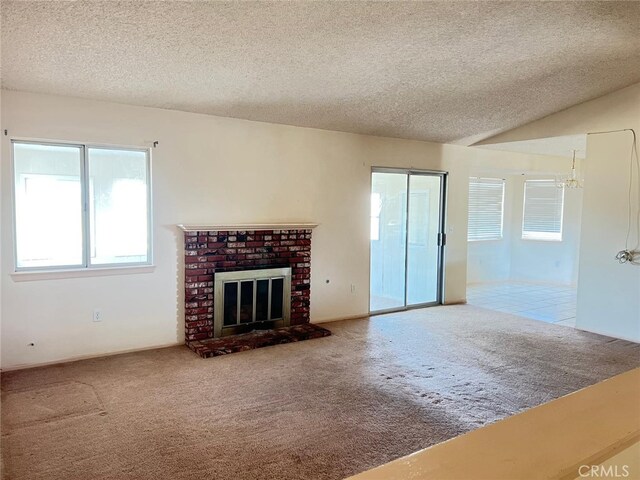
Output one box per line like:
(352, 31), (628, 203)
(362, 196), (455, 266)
(370, 169), (446, 313)
(370, 172), (407, 311)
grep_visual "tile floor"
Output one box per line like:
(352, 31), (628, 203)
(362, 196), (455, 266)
(466, 282), (577, 327)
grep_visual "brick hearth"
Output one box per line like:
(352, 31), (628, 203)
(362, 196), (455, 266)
(188, 323), (331, 358)
(183, 228), (313, 343)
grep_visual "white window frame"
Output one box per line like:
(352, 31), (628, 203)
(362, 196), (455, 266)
(467, 177), (505, 242)
(11, 139), (153, 273)
(522, 179), (564, 242)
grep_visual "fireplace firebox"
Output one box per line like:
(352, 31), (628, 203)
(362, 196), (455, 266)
(214, 267), (291, 337)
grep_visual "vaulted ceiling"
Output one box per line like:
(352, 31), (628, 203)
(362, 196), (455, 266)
(2, 1), (639, 144)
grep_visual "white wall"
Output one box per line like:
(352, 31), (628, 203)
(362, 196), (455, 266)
(467, 238), (512, 284)
(0, 89), (3, 341)
(0, 89), (509, 369)
(480, 82), (640, 342)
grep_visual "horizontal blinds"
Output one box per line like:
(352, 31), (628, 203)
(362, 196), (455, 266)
(522, 180), (564, 241)
(468, 178), (504, 241)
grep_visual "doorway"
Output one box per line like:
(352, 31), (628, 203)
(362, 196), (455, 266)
(465, 135), (587, 328)
(369, 168), (447, 313)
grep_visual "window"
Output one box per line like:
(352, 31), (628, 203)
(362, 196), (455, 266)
(13, 141), (151, 270)
(522, 179), (564, 241)
(467, 177), (504, 241)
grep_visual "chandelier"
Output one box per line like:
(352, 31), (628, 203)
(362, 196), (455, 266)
(556, 150), (583, 189)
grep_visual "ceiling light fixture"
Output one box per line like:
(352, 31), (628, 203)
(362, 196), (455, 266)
(556, 150), (583, 189)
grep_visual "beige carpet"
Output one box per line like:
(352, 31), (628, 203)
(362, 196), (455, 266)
(2, 305), (639, 480)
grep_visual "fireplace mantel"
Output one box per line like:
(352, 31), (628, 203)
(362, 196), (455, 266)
(178, 223), (319, 232)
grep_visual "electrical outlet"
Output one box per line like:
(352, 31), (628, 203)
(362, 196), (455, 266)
(350, 284), (356, 294)
(93, 309), (102, 322)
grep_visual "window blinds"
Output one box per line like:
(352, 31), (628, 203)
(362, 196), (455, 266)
(522, 179), (564, 241)
(468, 178), (505, 241)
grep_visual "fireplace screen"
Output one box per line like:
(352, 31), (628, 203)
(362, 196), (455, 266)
(213, 267), (291, 337)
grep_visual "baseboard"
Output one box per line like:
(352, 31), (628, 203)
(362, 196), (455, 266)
(0, 341), (183, 372)
(312, 302), (465, 325)
(312, 313), (370, 324)
(443, 300), (468, 306)
(573, 325), (640, 344)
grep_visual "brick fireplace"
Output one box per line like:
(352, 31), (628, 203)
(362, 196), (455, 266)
(180, 224), (329, 357)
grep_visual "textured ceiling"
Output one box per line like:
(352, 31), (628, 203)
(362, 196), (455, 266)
(2, 1), (640, 144)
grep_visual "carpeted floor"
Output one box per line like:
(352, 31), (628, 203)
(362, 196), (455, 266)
(2, 305), (639, 480)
